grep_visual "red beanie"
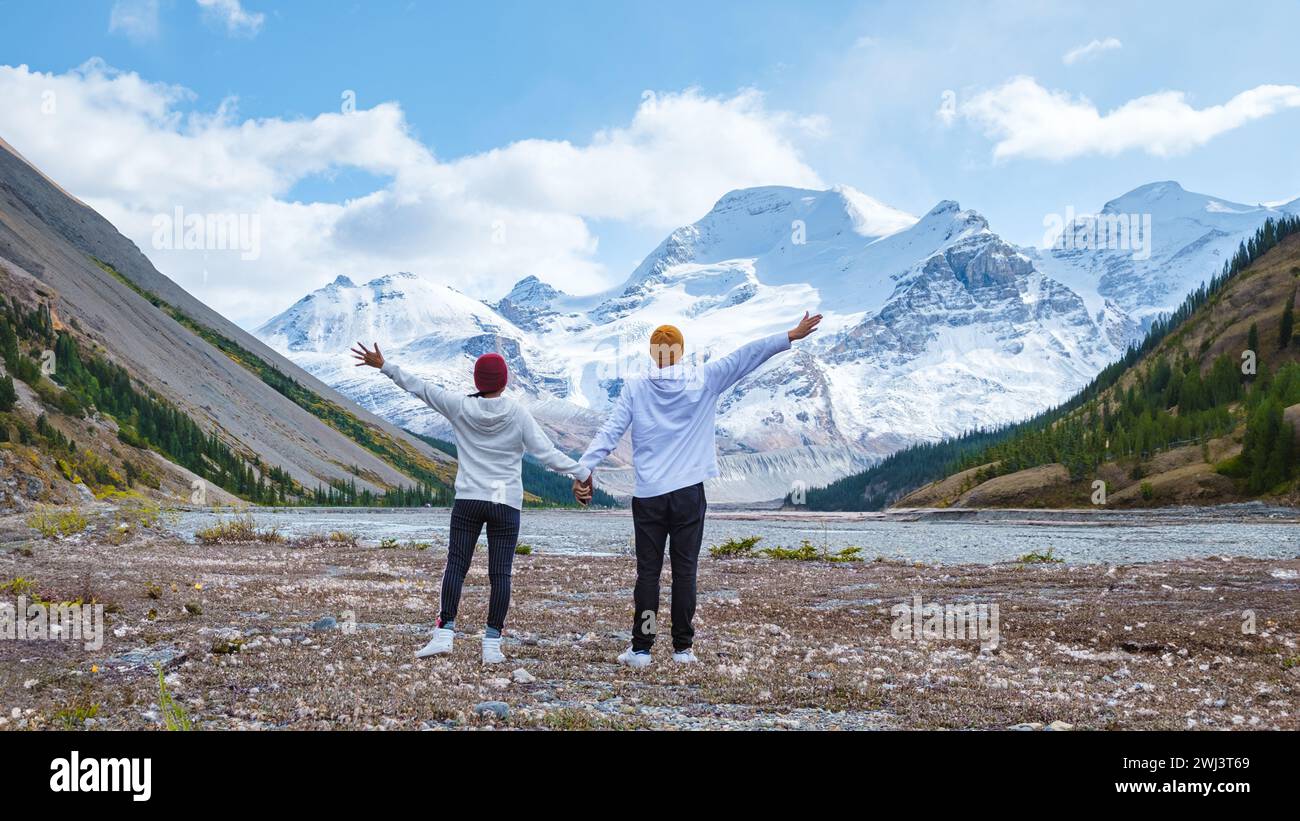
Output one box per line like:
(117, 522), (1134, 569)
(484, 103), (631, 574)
(473, 353), (508, 395)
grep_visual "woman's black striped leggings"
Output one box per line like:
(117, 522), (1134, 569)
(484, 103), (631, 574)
(438, 498), (521, 633)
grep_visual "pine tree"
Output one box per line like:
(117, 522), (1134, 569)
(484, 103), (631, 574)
(0, 375), (15, 412)
(1280, 288), (1296, 350)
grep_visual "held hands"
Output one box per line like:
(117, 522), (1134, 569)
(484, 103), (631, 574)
(788, 311), (823, 342)
(572, 476), (593, 506)
(350, 341), (385, 369)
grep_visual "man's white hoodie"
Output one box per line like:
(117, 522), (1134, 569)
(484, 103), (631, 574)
(382, 362), (589, 510)
(579, 332), (791, 498)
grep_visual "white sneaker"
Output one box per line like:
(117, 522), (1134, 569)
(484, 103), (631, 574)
(617, 647), (653, 668)
(672, 648), (698, 664)
(482, 636), (506, 664)
(416, 626), (454, 658)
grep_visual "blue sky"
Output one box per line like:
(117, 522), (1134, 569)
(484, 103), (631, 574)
(1, 0), (1298, 325)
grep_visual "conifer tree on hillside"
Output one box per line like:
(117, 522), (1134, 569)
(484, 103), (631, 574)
(1280, 288), (1296, 350)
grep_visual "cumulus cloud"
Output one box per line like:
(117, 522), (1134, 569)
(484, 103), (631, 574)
(1062, 37), (1121, 65)
(0, 61), (823, 325)
(956, 76), (1300, 161)
(196, 0), (265, 37)
(108, 0), (160, 42)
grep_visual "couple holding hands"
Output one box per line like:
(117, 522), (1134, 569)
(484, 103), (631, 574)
(350, 310), (821, 667)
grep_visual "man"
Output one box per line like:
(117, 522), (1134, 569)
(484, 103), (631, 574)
(574, 312), (822, 667)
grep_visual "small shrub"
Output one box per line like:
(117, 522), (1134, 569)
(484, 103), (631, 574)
(27, 505), (89, 538)
(761, 540), (863, 563)
(1139, 482), (1155, 501)
(379, 537), (399, 550)
(1017, 548), (1063, 564)
(194, 513), (281, 544)
(54, 698), (100, 730)
(830, 546), (864, 563)
(708, 535), (762, 558)
(762, 540), (820, 561)
(514, 543), (533, 555)
(0, 576), (37, 595)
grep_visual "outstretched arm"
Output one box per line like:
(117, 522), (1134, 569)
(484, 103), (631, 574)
(702, 311), (822, 394)
(577, 389), (633, 475)
(521, 411), (591, 482)
(351, 342), (458, 419)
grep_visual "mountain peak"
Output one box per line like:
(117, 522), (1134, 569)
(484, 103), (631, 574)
(504, 275), (559, 300)
(924, 200), (962, 217)
(915, 200), (988, 236)
(495, 275), (565, 329)
(366, 271), (421, 288)
(330, 274), (356, 288)
(1129, 180), (1185, 197)
(1101, 180), (1263, 219)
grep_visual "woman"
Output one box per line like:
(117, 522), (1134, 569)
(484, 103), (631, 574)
(351, 342), (593, 664)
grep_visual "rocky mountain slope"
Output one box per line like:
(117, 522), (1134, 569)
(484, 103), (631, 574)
(0, 135), (457, 509)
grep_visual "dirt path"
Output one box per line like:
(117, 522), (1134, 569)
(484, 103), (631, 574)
(2, 518), (1298, 730)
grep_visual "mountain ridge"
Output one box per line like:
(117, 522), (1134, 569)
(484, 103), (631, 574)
(256, 181), (1298, 503)
(815, 215), (1300, 511)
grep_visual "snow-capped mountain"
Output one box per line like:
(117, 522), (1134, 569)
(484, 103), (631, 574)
(254, 182), (1291, 503)
(1035, 181), (1300, 327)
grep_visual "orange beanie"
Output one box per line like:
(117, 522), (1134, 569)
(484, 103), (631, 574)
(649, 324), (684, 367)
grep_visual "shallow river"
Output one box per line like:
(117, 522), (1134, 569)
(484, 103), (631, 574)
(173, 506), (1300, 565)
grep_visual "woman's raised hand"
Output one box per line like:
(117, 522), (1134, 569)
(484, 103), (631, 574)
(350, 342), (385, 369)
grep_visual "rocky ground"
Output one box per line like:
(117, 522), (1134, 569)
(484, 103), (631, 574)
(1, 509), (1298, 731)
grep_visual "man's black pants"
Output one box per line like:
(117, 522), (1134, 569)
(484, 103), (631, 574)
(630, 482), (706, 652)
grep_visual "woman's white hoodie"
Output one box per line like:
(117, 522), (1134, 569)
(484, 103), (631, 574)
(382, 362), (590, 510)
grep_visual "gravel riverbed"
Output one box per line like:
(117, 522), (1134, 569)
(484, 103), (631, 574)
(2, 507), (1297, 730)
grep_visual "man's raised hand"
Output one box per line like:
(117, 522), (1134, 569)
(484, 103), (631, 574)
(350, 342), (385, 369)
(788, 311), (823, 342)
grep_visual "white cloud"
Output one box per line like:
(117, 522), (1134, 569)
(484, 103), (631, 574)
(936, 90), (957, 127)
(109, 0), (160, 42)
(196, 0), (265, 37)
(1062, 37), (1121, 65)
(447, 89), (824, 227)
(0, 62), (822, 325)
(957, 77), (1300, 161)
